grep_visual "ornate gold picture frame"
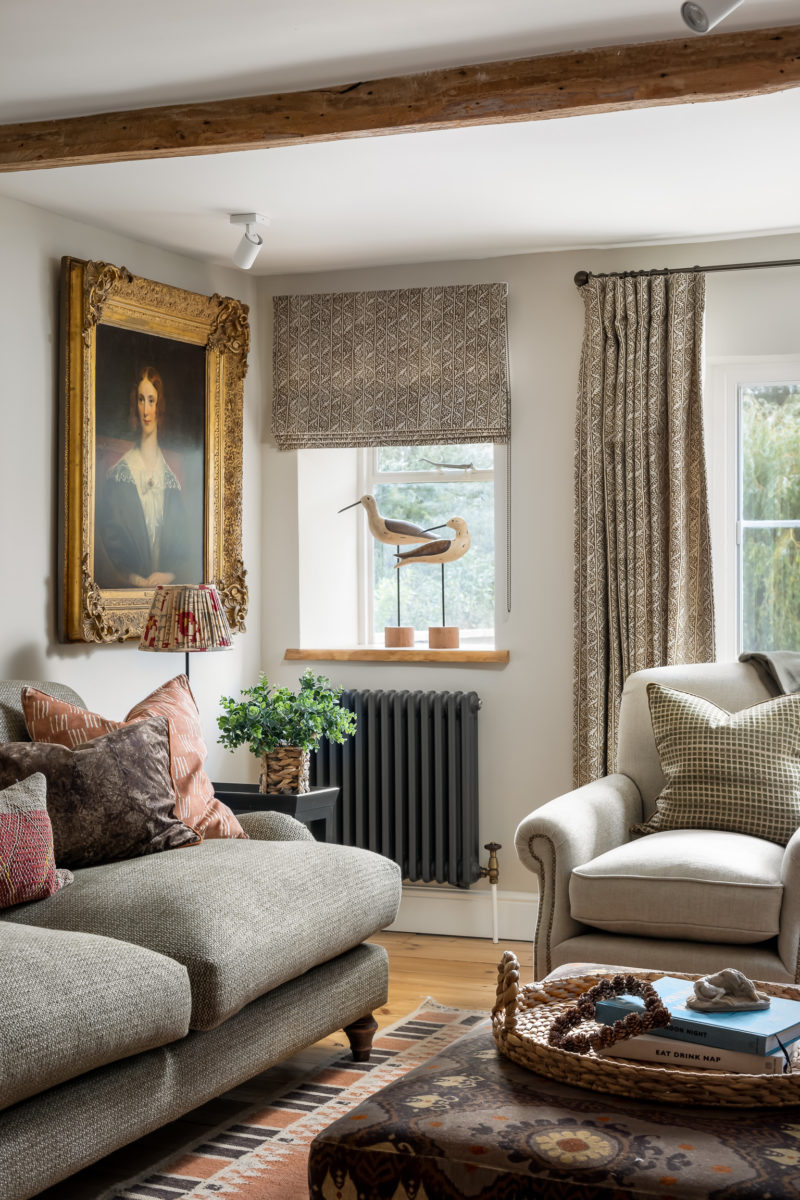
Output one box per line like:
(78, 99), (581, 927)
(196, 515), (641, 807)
(59, 257), (249, 643)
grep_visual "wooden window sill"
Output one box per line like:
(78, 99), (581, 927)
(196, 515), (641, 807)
(284, 647), (509, 664)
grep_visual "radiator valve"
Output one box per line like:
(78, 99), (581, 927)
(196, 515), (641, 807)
(480, 842), (501, 886)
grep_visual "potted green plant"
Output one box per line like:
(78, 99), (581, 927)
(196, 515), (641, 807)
(217, 670), (357, 794)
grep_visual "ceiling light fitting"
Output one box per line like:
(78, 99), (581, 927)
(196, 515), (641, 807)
(680, 0), (744, 33)
(230, 212), (268, 270)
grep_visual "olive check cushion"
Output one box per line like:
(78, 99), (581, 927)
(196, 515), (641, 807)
(0, 717), (200, 869)
(632, 684), (800, 846)
(22, 676), (246, 841)
(0, 774), (72, 910)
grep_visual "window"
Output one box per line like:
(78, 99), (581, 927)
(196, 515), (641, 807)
(707, 359), (800, 656)
(359, 444), (496, 645)
(739, 381), (800, 652)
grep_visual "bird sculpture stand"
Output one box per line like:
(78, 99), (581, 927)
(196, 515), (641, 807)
(385, 544), (415, 646)
(429, 564), (459, 649)
(394, 517), (472, 650)
(338, 495), (438, 647)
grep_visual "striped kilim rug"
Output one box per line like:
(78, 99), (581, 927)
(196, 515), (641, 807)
(103, 1000), (485, 1200)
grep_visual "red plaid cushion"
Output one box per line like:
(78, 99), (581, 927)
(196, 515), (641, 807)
(0, 773), (72, 909)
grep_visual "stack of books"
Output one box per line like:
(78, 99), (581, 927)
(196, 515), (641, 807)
(595, 976), (800, 1074)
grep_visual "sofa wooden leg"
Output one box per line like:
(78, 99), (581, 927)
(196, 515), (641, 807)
(344, 1013), (378, 1062)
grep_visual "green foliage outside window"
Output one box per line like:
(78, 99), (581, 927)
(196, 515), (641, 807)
(741, 384), (800, 651)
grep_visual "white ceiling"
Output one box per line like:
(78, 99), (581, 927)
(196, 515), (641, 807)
(1, 0), (799, 275)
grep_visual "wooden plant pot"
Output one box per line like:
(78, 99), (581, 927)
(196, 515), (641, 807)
(428, 626), (460, 649)
(259, 746), (311, 794)
(385, 626), (415, 648)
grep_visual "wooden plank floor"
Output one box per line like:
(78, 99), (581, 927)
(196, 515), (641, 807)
(33, 932), (532, 1200)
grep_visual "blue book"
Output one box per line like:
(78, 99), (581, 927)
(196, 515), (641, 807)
(595, 976), (800, 1056)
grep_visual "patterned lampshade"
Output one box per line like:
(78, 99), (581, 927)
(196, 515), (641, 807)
(139, 585), (233, 656)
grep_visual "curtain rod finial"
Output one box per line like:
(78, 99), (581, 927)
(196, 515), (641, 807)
(574, 270), (590, 287)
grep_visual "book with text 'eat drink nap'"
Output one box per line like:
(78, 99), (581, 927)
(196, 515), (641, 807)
(597, 1032), (790, 1074)
(594, 976), (800, 1057)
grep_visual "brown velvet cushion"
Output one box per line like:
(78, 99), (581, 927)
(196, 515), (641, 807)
(0, 717), (200, 869)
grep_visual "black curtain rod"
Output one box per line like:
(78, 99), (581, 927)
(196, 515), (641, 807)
(574, 257), (800, 287)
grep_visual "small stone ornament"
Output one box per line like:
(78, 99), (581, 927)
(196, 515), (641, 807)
(686, 968), (771, 1013)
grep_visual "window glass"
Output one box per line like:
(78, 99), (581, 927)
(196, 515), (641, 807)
(369, 443), (494, 642)
(741, 385), (800, 521)
(741, 527), (800, 651)
(739, 382), (800, 652)
(377, 443), (494, 472)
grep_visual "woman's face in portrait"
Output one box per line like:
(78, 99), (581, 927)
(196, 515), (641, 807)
(137, 376), (158, 434)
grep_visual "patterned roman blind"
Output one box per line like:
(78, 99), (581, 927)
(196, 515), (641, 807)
(272, 284), (510, 450)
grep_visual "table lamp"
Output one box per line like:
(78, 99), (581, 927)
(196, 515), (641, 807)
(138, 584), (233, 680)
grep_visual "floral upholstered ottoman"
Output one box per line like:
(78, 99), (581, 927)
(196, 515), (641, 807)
(308, 1020), (800, 1199)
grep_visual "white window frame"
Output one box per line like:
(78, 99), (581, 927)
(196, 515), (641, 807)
(706, 355), (800, 660)
(357, 446), (496, 646)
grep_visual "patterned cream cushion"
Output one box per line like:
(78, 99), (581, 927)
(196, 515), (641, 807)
(633, 684), (800, 845)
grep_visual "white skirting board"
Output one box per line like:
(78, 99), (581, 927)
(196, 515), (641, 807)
(387, 883), (538, 942)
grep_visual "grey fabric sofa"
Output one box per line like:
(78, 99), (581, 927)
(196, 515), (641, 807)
(515, 661), (800, 984)
(0, 680), (402, 1200)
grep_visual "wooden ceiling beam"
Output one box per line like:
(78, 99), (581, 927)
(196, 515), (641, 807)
(1, 24), (799, 172)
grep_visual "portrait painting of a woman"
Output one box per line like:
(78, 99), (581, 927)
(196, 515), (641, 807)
(99, 365), (190, 586)
(94, 326), (205, 590)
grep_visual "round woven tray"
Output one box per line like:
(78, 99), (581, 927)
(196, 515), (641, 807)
(492, 953), (800, 1107)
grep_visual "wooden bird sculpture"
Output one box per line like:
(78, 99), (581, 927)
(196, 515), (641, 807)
(338, 494), (438, 546)
(393, 518), (471, 567)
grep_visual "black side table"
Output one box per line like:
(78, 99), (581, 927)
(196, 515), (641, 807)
(212, 783), (339, 843)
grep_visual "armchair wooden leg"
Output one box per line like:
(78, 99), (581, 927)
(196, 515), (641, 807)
(344, 1013), (378, 1062)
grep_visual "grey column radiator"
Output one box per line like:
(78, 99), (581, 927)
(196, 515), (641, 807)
(310, 689), (481, 888)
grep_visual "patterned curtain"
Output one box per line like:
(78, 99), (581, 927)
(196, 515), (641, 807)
(272, 284), (509, 449)
(574, 272), (716, 786)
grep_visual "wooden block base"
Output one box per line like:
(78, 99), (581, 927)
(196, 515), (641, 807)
(428, 626), (460, 649)
(385, 626), (415, 648)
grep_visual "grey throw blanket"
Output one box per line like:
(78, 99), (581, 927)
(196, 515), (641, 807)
(739, 651), (800, 695)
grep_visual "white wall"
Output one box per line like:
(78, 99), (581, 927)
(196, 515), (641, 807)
(258, 230), (800, 938)
(296, 448), (360, 646)
(0, 193), (263, 783)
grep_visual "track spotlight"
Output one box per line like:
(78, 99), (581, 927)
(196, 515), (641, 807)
(680, 0), (744, 33)
(230, 212), (269, 270)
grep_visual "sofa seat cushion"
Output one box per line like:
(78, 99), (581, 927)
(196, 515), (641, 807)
(0, 921), (191, 1113)
(569, 829), (784, 944)
(1, 839), (401, 1031)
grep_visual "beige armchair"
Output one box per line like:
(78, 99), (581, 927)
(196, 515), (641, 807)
(516, 661), (800, 983)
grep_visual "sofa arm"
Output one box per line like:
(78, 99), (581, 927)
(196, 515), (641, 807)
(514, 774), (643, 980)
(238, 811), (315, 842)
(778, 827), (800, 982)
